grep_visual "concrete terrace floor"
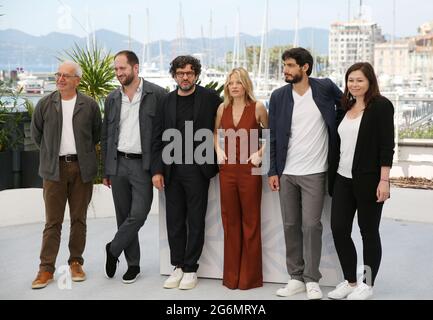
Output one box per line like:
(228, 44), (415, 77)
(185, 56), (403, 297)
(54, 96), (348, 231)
(1, 214), (433, 300)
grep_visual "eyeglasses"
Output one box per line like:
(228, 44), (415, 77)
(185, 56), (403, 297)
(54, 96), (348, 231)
(54, 73), (78, 79)
(175, 71), (195, 78)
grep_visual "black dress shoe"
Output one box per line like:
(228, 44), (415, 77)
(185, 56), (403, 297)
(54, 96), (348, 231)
(105, 242), (119, 278)
(122, 266), (141, 284)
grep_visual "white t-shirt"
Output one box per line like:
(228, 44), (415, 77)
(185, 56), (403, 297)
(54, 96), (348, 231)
(118, 79), (143, 154)
(283, 88), (329, 176)
(337, 113), (363, 179)
(59, 96), (77, 156)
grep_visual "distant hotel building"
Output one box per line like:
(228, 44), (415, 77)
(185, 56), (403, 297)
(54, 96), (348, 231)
(329, 19), (385, 76)
(375, 21), (433, 87)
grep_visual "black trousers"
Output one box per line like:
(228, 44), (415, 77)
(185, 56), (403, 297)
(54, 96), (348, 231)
(165, 165), (210, 272)
(331, 174), (383, 286)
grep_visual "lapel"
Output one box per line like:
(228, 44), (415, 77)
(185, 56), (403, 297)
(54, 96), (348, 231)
(193, 85), (203, 122)
(139, 79), (150, 119)
(52, 91), (61, 113)
(73, 91), (86, 117)
(52, 91), (62, 138)
(285, 84), (294, 136)
(352, 106), (371, 171)
(112, 89), (122, 124)
(310, 79), (327, 123)
(168, 90), (177, 127)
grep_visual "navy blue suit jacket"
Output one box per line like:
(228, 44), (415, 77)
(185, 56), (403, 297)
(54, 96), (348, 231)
(268, 77), (343, 195)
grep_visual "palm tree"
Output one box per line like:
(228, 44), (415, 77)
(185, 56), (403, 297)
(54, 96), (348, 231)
(61, 43), (117, 184)
(61, 42), (116, 107)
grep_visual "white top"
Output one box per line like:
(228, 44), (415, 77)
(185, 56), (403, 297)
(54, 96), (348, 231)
(283, 87), (329, 176)
(59, 96), (77, 156)
(337, 113), (363, 179)
(118, 79), (143, 154)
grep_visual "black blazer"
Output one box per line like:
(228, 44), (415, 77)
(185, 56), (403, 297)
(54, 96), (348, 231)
(151, 85), (221, 185)
(267, 77), (343, 195)
(329, 95), (395, 201)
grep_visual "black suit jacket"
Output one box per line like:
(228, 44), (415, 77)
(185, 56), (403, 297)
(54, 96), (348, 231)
(151, 85), (221, 185)
(329, 95), (395, 201)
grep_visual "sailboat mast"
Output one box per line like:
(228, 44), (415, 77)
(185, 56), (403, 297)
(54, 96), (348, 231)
(258, 0), (269, 89)
(232, 8), (240, 69)
(128, 15), (132, 50)
(391, 0), (396, 77)
(146, 8), (150, 65)
(294, 0), (300, 47)
(159, 40), (164, 73)
(209, 10), (213, 68)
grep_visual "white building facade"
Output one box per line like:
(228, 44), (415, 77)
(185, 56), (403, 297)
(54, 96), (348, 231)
(329, 19), (385, 76)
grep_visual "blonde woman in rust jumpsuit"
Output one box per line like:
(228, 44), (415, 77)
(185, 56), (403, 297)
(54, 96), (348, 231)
(214, 67), (268, 289)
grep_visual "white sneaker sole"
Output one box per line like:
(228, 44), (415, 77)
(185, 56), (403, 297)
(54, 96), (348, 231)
(178, 282), (198, 290)
(122, 273), (141, 284)
(164, 280), (182, 289)
(307, 293), (323, 300)
(276, 286), (306, 297)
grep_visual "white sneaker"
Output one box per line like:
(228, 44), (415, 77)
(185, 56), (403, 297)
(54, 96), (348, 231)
(347, 282), (374, 300)
(306, 282), (323, 300)
(276, 279), (306, 297)
(163, 267), (184, 289)
(327, 281), (356, 300)
(178, 272), (198, 290)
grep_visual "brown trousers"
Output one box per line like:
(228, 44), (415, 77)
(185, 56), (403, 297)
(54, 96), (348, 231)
(39, 160), (93, 273)
(219, 163), (263, 289)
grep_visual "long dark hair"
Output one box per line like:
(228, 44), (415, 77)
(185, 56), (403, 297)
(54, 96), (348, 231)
(341, 62), (381, 111)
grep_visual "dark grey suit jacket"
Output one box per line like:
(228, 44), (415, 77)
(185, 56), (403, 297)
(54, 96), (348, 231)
(101, 78), (167, 177)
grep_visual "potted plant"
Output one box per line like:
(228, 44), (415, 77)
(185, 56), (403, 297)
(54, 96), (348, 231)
(0, 80), (34, 190)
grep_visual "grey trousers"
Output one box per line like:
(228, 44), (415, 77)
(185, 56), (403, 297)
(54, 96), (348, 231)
(110, 157), (153, 267)
(279, 173), (326, 283)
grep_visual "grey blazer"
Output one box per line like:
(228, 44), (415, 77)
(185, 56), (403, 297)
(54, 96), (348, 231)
(101, 78), (166, 177)
(31, 91), (102, 183)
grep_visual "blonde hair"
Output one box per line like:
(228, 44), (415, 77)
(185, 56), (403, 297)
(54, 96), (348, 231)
(223, 67), (256, 107)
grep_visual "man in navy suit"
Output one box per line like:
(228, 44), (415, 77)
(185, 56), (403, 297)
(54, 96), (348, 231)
(268, 47), (342, 300)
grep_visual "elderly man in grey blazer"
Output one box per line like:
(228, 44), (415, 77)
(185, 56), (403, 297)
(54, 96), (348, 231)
(30, 60), (102, 289)
(101, 50), (166, 284)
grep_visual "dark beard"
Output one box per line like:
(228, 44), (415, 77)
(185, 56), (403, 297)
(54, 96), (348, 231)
(120, 73), (135, 86)
(178, 83), (195, 92)
(285, 73), (303, 84)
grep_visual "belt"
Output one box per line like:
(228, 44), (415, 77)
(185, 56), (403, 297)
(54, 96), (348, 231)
(117, 151), (142, 159)
(59, 154), (78, 162)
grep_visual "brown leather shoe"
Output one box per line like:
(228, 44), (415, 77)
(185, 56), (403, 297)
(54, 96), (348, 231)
(31, 271), (54, 289)
(70, 261), (86, 282)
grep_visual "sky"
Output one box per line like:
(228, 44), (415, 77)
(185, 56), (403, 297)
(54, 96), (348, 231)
(1, 0), (433, 42)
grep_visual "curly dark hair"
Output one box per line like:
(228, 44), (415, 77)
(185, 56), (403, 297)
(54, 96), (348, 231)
(281, 47), (314, 76)
(169, 55), (202, 78)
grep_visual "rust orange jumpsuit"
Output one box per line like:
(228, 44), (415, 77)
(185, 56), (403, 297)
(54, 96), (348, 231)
(218, 101), (263, 289)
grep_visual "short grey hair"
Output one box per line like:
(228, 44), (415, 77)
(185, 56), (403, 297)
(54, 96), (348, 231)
(60, 60), (83, 78)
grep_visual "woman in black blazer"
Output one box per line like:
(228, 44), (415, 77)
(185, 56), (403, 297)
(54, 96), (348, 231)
(327, 62), (395, 300)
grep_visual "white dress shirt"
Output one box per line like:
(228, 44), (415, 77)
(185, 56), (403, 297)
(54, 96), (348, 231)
(118, 79), (143, 154)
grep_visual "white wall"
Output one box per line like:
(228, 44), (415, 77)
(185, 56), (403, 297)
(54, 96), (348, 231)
(0, 185), (159, 227)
